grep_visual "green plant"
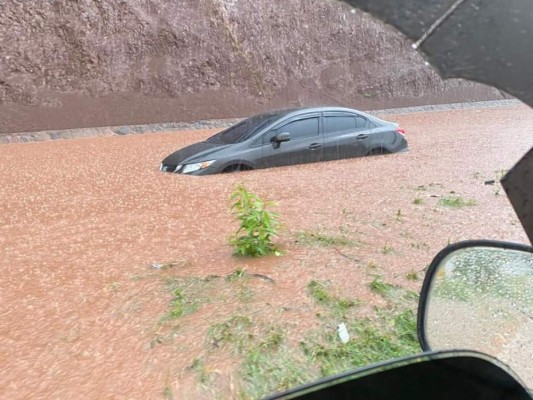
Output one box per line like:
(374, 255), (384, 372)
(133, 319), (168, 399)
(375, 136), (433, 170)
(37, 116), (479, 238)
(229, 184), (281, 257)
(413, 198), (423, 205)
(438, 196), (477, 208)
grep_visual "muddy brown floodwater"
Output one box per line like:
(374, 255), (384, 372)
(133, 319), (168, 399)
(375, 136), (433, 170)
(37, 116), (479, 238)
(1, 103), (532, 399)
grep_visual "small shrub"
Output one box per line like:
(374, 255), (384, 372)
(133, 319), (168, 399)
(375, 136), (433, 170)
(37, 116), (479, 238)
(413, 198), (423, 205)
(229, 184), (281, 257)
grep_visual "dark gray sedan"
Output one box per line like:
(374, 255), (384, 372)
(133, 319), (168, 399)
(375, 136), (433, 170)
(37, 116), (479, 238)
(160, 107), (408, 175)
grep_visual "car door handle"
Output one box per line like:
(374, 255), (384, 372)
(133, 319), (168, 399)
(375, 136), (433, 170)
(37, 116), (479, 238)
(356, 134), (369, 140)
(308, 143), (322, 150)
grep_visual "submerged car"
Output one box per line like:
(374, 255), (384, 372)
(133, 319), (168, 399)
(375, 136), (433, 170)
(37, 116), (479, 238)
(160, 107), (408, 175)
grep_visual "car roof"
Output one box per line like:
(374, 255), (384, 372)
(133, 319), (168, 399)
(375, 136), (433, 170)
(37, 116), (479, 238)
(272, 106), (387, 125)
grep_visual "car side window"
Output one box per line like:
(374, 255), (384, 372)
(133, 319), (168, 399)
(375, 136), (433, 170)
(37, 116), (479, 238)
(278, 117), (319, 140)
(323, 116), (356, 134)
(261, 129), (278, 145)
(356, 116), (369, 129)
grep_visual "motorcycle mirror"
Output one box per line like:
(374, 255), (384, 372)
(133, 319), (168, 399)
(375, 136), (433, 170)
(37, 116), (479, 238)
(417, 240), (533, 389)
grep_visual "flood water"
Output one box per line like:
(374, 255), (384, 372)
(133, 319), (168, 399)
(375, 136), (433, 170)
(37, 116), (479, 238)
(0, 104), (532, 398)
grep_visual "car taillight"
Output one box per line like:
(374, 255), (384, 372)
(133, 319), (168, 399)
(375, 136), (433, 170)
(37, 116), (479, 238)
(396, 127), (406, 136)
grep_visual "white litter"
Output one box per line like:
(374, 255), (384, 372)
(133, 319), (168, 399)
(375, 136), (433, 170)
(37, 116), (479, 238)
(337, 323), (350, 344)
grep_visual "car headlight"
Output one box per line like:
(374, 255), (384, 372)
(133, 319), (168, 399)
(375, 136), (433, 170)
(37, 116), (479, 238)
(181, 160), (216, 174)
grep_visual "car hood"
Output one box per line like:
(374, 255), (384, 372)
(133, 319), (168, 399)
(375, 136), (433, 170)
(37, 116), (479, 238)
(162, 142), (230, 166)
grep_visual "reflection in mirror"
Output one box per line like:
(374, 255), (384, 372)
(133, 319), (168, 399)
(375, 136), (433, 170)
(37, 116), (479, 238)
(423, 245), (533, 388)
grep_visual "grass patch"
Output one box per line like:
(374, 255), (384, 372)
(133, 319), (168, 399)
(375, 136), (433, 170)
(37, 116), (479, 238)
(159, 276), (221, 324)
(367, 261), (378, 270)
(300, 309), (419, 377)
(187, 358), (211, 386)
(240, 327), (313, 399)
(380, 244), (395, 254)
(237, 286), (255, 303)
(369, 275), (396, 296)
(296, 231), (354, 247)
(396, 209), (403, 221)
(409, 242), (430, 251)
(192, 279), (419, 399)
(163, 386), (174, 400)
(307, 280), (332, 305)
(438, 196), (477, 208)
(406, 270), (419, 281)
(307, 280), (359, 318)
(207, 315), (254, 354)
(226, 268), (247, 282)
(413, 198), (424, 205)
(164, 287), (201, 320)
(154, 271), (418, 398)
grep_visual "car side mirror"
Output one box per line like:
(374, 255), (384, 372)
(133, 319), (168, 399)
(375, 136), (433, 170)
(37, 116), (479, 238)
(417, 240), (533, 389)
(275, 132), (291, 143)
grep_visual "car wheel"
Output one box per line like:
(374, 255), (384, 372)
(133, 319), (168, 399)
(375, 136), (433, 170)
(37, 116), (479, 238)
(222, 164), (252, 173)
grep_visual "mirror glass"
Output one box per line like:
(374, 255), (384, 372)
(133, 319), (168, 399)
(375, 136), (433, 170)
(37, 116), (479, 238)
(423, 245), (533, 388)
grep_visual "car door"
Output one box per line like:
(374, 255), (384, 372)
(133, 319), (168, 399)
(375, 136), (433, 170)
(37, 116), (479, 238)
(322, 112), (372, 161)
(258, 114), (324, 169)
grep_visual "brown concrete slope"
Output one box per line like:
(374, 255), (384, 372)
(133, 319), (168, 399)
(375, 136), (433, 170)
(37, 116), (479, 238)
(0, 0), (503, 134)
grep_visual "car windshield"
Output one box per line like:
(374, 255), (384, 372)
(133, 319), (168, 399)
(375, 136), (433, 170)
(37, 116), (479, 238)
(206, 111), (287, 144)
